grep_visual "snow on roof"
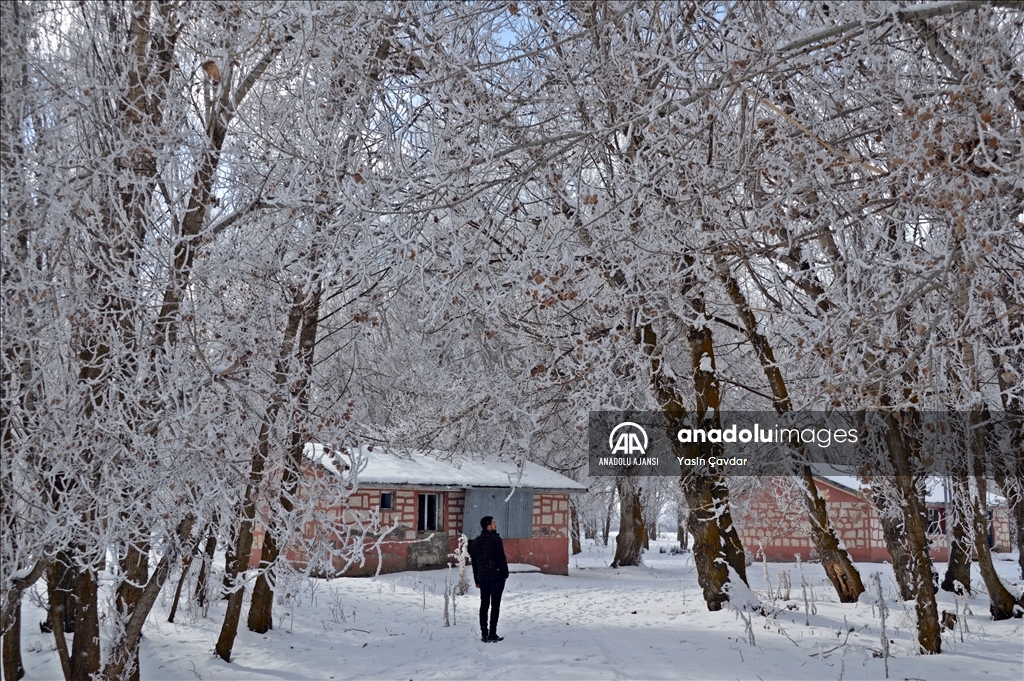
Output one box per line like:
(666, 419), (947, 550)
(305, 444), (587, 492)
(806, 464), (866, 496)
(817, 475), (865, 496)
(809, 464), (1005, 506)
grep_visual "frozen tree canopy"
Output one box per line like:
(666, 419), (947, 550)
(2, 2), (1022, 679)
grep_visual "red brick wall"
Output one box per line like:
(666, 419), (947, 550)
(731, 478), (951, 563)
(991, 507), (1012, 552)
(447, 491), (465, 540)
(256, 479), (575, 576)
(488, 492), (572, 575)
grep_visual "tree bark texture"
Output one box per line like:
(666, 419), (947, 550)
(69, 559), (101, 681)
(196, 531), (217, 609)
(642, 314), (747, 610)
(681, 473), (733, 611)
(941, 473), (972, 595)
(797, 465), (865, 602)
(222, 519), (237, 600)
(114, 536), (149, 681)
(248, 283), (322, 634)
(967, 417), (1023, 620)
(216, 291), (306, 661)
(102, 514), (195, 681)
(247, 528), (279, 633)
(970, 482), (1021, 620)
(46, 565), (72, 681)
(882, 416), (941, 654)
(721, 270), (863, 602)
(2, 601), (24, 681)
(611, 476), (646, 567)
(874, 504), (916, 602)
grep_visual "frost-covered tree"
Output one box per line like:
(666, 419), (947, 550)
(4, 4), (1023, 675)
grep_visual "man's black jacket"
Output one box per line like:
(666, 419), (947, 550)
(469, 529), (509, 584)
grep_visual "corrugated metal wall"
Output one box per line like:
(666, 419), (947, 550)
(505, 487), (534, 538)
(463, 487), (534, 538)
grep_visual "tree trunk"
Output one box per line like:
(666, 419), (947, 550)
(684, 315), (748, 588)
(69, 560), (101, 681)
(103, 514), (196, 681)
(882, 415), (941, 654)
(798, 465), (865, 602)
(222, 519), (236, 600)
(681, 473), (732, 611)
(46, 565), (72, 681)
(641, 312), (747, 610)
(2, 600), (24, 681)
(114, 537), (149, 681)
(51, 553), (77, 634)
(970, 485), (1021, 619)
(611, 476), (646, 567)
(169, 527), (207, 623)
(676, 505), (688, 550)
(196, 531), (217, 609)
(941, 473), (972, 594)
(711, 478), (748, 585)
(168, 553), (192, 624)
(569, 498), (582, 555)
(247, 526), (279, 633)
(602, 485), (615, 546)
(876, 506), (916, 602)
(216, 289), (306, 662)
(941, 528), (972, 595)
(215, 495), (258, 661)
(720, 270), (863, 602)
(248, 282), (322, 634)
(1015, 499), (1024, 581)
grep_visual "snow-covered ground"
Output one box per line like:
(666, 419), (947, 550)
(16, 537), (1023, 680)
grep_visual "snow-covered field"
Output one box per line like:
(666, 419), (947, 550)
(16, 537), (1023, 680)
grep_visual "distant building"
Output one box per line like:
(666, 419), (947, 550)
(731, 474), (1012, 563)
(250, 446), (586, 576)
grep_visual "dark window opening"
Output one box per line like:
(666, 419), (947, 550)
(380, 492), (394, 510)
(927, 508), (945, 535)
(418, 493), (440, 532)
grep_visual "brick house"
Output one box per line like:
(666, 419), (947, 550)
(251, 446), (586, 576)
(731, 474), (1013, 563)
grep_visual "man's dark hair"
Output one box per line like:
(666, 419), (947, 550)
(480, 515), (494, 531)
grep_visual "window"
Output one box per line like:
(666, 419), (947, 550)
(379, 492), (394, 510)
(418, 493), (440, 532)
(927, 508), (945, 535)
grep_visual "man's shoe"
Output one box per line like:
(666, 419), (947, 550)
(481, 634), (490, 642)
(487, 633), (504, 642)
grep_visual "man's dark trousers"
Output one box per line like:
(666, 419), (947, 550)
(479, 580), (505, 638)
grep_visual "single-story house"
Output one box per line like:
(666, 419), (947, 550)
(731, 474), (1012, 563)
(250, 445), (587, 576)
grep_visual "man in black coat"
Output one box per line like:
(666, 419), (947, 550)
(468, 515), (509, 642)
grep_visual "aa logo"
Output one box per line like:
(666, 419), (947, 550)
(608, 422), (648, 456)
